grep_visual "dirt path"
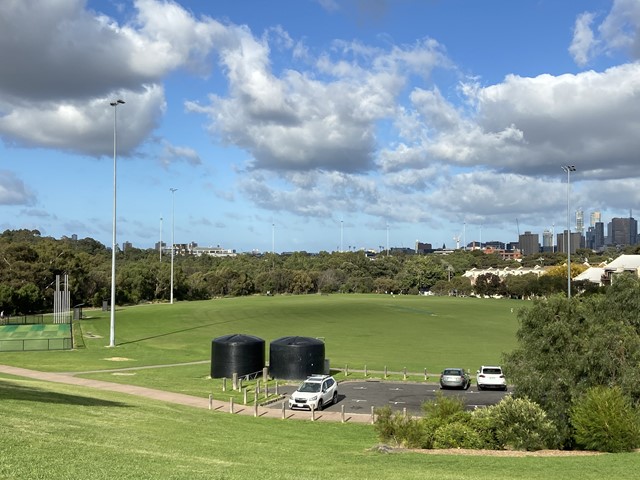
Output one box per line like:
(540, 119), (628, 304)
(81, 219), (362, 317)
(0, 364), (372, 423)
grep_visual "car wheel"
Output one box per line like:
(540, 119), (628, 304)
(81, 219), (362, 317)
(317, 399), (323, 411)
(332, 391), (337, 405)
(477, 384), (483, 391)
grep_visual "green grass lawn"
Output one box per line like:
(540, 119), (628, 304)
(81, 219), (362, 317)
(1, 295), (638, 478)
(1, 374), (637, 480)
(0, 294), (522, 400)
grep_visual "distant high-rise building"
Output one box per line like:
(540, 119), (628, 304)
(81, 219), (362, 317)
(590, 210), (601, 227)
(542, 229), (554, 253)
(557, 231), (582, 254)
(518, 231), (540, 256)
(594, 222), (605, 250)
(609, 216), (638, 246)
(576, 208), (584, 234)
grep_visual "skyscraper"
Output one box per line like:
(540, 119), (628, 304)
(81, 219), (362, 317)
(576, 208), (584, 234)
(590, 210), (601, 227)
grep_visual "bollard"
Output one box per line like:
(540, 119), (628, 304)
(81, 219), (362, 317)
(424, 368), (427, 381)
(263, 367), (268, 383)
(232, 373), (238, 391)
(229, 397), (234, 414)
(345, 364), (349, 376)
(208, 393), (213, 410)
(384, 366), (387, 379)
(403, 407), (407, 417)
(364, 365), (367, 377)
(370, 406), (375, 424)
(281, 401), (286, 420)
(311, 404), (316, 422)
(254, 402), (258, 417)
(243, 387), (247, 405)
(403, 367), (407, 381)
(222, 377), (227, 392)
(341, 404), (345, 423)
(238, 378), (243, 392)
(256, 379), (261, 395)
(275, 381), (279, 396)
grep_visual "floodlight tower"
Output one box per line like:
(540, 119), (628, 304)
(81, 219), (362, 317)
(108, 99), (124, 348)
(562, 165), (576, 299)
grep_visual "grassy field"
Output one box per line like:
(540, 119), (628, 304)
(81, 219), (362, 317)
(1, 294), (637, 478)
(0, 294), (521, 398)
(1, 373), (637, 480)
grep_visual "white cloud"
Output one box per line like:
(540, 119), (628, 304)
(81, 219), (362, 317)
(570, 0), (640, 65)
(0, 0), (220, 157)
(569, 12), (597, 67)
(0, 171), (36, 205)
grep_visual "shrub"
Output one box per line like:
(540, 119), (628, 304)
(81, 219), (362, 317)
(432, 421), (483, 449)
(571, 386), (640, 453)
(469, 406), (502, 450)
(373, 406), (426, 448)
(492, 396), (558, 451)
(422, 392), (467, 421)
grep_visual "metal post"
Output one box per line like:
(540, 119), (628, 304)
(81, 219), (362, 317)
(562, 165), (576, 299)
(108, 99), (124, 348)
(170, 188), (177, 304)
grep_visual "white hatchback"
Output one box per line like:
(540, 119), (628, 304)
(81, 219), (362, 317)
(476, 365), (507, 391)
(288, 375), (338, 411)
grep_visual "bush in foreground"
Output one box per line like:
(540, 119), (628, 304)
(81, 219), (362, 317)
(571, 386), (640, 453)
(374, 394), (557, 451)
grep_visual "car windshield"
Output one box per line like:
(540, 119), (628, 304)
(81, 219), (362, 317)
(483, 368), (502, 375)
(443, 369), (462, 375)
(297, 382), (321, 393)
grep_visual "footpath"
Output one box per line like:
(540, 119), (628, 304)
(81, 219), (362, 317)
(0, 364), (373, 424)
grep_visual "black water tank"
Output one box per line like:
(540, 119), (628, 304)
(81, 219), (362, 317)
(269, 336), (325, 380)
(210, 334), (265, 378)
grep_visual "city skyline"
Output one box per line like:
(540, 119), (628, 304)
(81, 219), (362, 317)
(2, 1), (640, 253)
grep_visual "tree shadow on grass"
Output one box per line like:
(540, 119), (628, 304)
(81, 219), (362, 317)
(0, 380), (131, 407)
(118, 318), (240, 346)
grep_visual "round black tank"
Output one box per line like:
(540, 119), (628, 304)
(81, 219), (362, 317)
(269, 336), (325, 380)
(210, 334), (265, 378)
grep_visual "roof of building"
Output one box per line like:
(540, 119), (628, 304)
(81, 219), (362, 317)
(603, 254), (640, 272)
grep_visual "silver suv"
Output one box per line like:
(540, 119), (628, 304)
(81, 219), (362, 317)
(476, 365), (507, 391)
(288, 375), (338, 410)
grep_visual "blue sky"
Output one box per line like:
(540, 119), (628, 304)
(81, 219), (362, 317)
(1, 0), (640, 253)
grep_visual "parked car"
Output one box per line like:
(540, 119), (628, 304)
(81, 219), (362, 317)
(476, 365), (507, 391)
(439, 368), (470, 390)
(288, 375), (338, 410)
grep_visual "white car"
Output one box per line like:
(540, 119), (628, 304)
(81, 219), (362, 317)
(476, 365), (507, 391)
(288, 375), (338, 411)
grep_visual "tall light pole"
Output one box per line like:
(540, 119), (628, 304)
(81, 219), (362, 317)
(386, 222), (389, 256)
(562, 165), (576, 299)
(109, 99), (124, 348)
(170, 188), (177, 304)
(159, 217), (163, 262)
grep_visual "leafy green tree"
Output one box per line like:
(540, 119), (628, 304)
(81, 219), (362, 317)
(504, 275), (640, 447)
(571, 386), (640, 453)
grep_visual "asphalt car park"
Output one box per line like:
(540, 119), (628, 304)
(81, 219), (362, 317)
(273, 380), (509, 415)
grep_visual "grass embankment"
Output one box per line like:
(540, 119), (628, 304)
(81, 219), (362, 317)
(1, 374), (637, 480)
(2, 294), (636, 478)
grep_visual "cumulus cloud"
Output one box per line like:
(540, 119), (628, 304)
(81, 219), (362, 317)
(570, 0), (640, 65)
(160, 141), (202, 167)
(0, 0), (222, 157)
(0, 171), (36, 205)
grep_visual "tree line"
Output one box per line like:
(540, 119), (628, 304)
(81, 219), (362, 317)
(0, 228), (635, 315)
